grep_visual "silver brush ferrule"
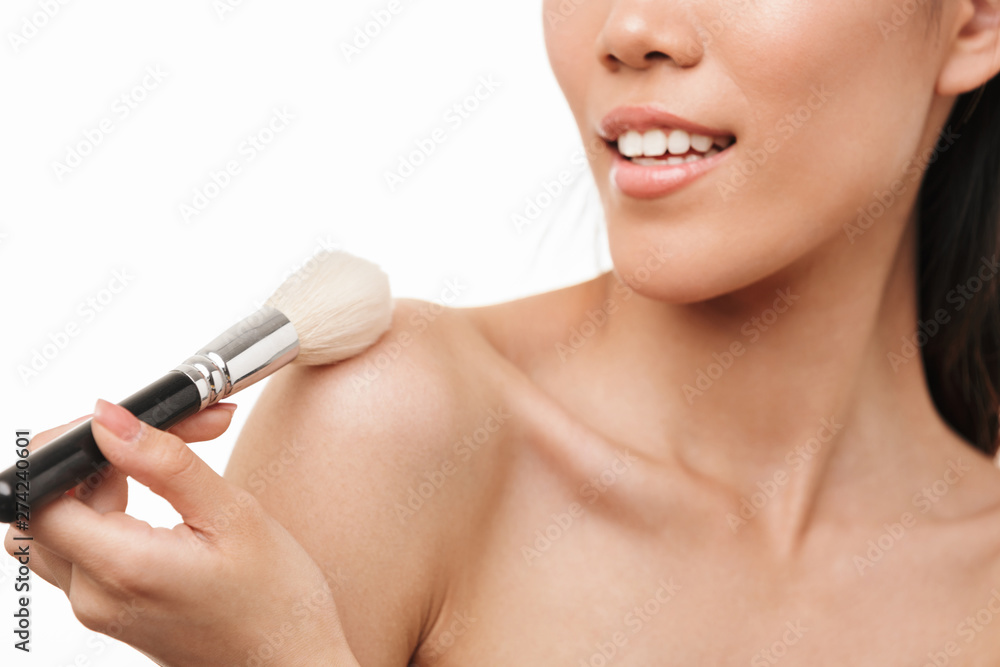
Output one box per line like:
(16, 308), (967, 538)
(173, 306), (300, 409)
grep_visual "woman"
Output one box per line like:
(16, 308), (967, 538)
(8, 0), (1000, 664)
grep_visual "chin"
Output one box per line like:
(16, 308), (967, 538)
(602, 213), (771, 306)
(608, 238), (729, 306)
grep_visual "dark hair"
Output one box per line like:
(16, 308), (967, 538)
(918, 76), (1000, 457)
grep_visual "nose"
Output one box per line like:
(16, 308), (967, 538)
(596, 0), (704, 72)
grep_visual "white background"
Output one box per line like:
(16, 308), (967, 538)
(0, 1), (611, 664)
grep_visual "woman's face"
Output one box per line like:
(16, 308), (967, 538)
(544, 0), (955, 303)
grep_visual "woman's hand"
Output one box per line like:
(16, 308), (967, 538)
(3, 399), (359, 667)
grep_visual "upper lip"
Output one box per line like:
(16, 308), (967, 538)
(597, 105), (734, 142)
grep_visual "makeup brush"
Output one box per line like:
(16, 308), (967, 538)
(0, 250), (393, 523)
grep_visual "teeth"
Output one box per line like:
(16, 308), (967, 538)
(690, 133), (713, 152)
(632, 153), (712, 167)
(616, 128), (734, 159)
(619, 130), (644, 157)
(627, 146), (724, 167)
(641, 129), (669, 157)
(668, 129), (691, 155)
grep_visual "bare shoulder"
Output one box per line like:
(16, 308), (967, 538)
(223, 297), (521, 665)
(459, 273), (610, 369)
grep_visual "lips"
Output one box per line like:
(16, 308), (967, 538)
(598, 105), (733, 141)
(597, 104), (737, 199)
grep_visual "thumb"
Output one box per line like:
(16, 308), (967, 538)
(92, 399), (235, 531)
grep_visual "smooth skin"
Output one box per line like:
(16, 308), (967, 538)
(9, 0), (1000, 665)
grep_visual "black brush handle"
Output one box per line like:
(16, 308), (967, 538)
(0, 371), (202, 523)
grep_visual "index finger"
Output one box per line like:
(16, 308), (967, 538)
(92, 400), (240, 533)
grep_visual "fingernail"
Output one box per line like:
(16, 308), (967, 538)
(211, 403), (238, 414)
(93, 399), (142, 444)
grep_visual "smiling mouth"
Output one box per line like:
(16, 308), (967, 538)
(609, 127), (736, 165)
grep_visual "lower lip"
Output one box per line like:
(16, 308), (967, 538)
(610, 146), (732, 200)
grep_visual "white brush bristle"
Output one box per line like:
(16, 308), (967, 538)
(265, 250), (393, 365)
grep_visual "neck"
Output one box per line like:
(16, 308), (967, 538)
(586, 207), (967, 551)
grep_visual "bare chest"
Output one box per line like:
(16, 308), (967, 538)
(412, 463), (1000, 666)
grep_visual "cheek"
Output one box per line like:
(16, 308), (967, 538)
(542, 0), (607, 121)
(735, 2), (936, 179)
(722, 6), (934, 242)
